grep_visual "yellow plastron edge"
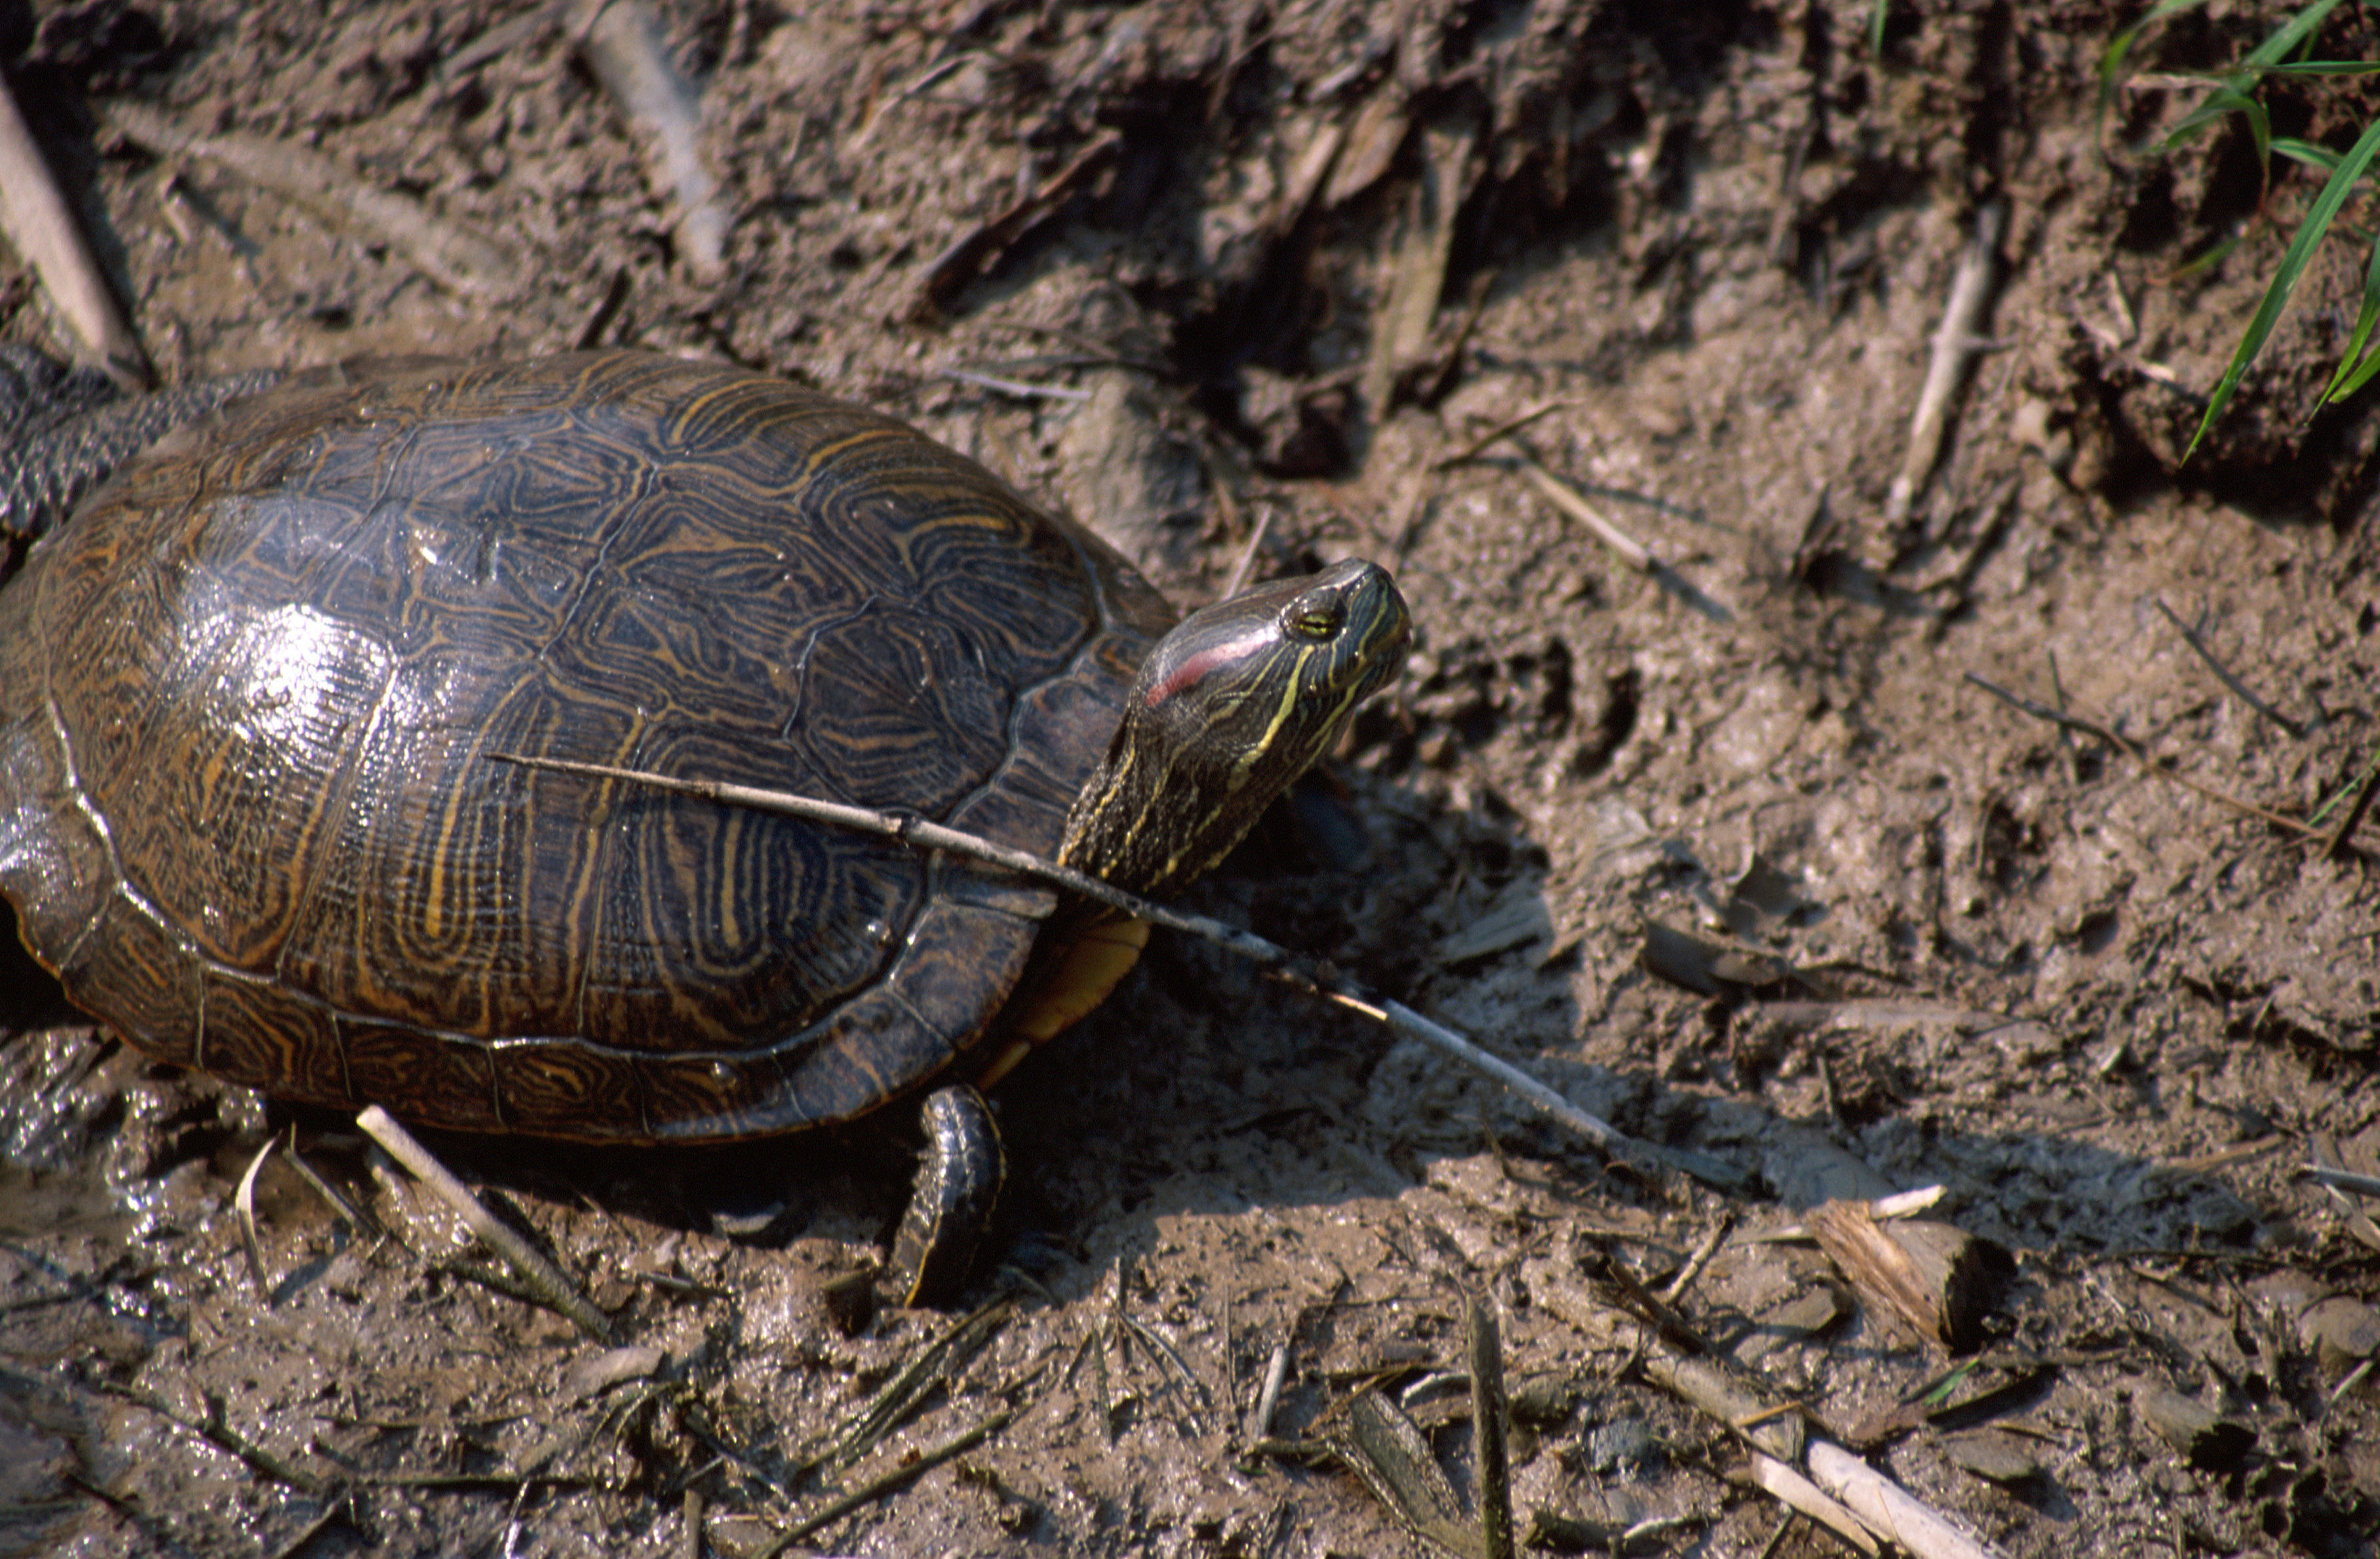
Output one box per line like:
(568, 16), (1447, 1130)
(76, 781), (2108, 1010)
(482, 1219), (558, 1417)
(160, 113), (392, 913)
(973, 916), (1155, 1089)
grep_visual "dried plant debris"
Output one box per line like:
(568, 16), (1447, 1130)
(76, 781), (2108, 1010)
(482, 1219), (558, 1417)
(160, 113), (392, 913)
(102, 101), (519, 298)
(0, 71), (147, 384)
(574, 0), (730, 284)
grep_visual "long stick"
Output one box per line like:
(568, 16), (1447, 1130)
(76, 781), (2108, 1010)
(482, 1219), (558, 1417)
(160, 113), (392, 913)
(488, 751), (1746, 1191)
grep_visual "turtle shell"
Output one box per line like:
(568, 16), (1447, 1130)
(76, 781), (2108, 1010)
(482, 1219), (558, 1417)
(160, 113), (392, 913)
(0, 352), (1177, 1141)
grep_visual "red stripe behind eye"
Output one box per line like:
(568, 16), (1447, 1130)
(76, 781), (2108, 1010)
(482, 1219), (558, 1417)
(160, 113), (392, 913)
(1141, 624), (1275, 708)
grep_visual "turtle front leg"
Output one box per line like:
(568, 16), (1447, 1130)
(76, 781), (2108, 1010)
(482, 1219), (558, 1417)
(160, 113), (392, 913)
(886, 1084), (1007, 1307)
(0, 347), (284, 542)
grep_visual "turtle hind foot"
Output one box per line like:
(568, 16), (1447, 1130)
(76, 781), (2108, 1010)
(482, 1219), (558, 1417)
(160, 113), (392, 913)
(885, 1084), (1006, 1309)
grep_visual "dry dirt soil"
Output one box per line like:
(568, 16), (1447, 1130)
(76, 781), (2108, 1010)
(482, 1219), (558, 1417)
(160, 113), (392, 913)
(3, 1), (2379, 1556)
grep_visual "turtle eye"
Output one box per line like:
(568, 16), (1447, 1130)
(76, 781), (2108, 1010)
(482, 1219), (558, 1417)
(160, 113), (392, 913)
(1285, 593), (1345, 641)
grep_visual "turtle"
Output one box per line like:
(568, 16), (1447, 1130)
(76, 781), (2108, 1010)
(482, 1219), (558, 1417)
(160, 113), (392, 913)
(0, 350), (1409, 1304)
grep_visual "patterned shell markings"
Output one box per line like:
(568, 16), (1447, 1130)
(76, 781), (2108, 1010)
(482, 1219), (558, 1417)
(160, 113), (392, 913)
(0, 354), (1175, 1141)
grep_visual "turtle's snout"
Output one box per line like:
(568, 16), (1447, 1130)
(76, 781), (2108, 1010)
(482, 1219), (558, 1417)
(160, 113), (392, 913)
(1283, 558), (1411, 702)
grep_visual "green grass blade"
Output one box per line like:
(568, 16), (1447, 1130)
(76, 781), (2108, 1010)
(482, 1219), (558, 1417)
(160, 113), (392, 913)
(2320, 229), (2380, 405)
(2275, 136), (2345, 171)
(2175, 227), (2246, 280)
(2265, 60), (2380, 75)
(2187, 115), (2380, 460)
(2242, 0), (2342, 69)
(2309, 740), (2380, 827)
(2324, 329), (2380, 403)
(2162, 85), (2267, 152)
(2329, 345), (2380, 402)
(2099, 0), (2223, 117)
(2102, 1), (2344, 123)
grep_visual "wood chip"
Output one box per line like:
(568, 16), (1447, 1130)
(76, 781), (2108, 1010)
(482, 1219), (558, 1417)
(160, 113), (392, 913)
(564, 1343), (668, 1402)
(1640, 919), (1795, 995)
(1808, 1200), (2006, 1355)
(1325, 89), (1409, 208)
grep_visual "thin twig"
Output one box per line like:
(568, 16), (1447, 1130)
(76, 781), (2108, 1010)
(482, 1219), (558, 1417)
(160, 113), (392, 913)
(1962, 673), (2316, 837)
(1330, 990), (1743, 1187)
(813, 1298), (1011, 1470)
(356, 1105), (615, 1342)
(2322, 748), (2380, 861)
(977, 320), (1171, 378)
(1117, 1312), (1211, 1432)
(2152, 597), (2306, 740)
(1887, 203), (2004, 523)
(1432, 399), (1580, 469)
(1512, 457), (1737, 624)
(848, 52), (969, 145)
(2305, 1164), (2380, 1199)
(281, 1142), (383, 1241)
(1220, 505), (1275, 601)
(93, 1380), (328, 1497)
(1517, 458), (1650, 569)
(908, 132), (1120, 321)
(758, 1407), (1015, 1557)
(941, 367), (1092, 402)
(2047, 649), (2081, 785)
(1661, 1215), (1734, 1305)
(1384, 483), (1432, 569)
(363, 1468), (593, 1491)
(488, 752), (1746, 1190)
(489, 753), (1293, 970)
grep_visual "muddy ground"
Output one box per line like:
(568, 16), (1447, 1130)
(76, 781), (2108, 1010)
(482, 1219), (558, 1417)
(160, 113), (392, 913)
(3, 0), (2379, 1554)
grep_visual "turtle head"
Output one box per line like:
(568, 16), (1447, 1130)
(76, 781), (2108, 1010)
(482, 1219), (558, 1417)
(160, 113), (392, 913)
(1059, 558), (1410, 897)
